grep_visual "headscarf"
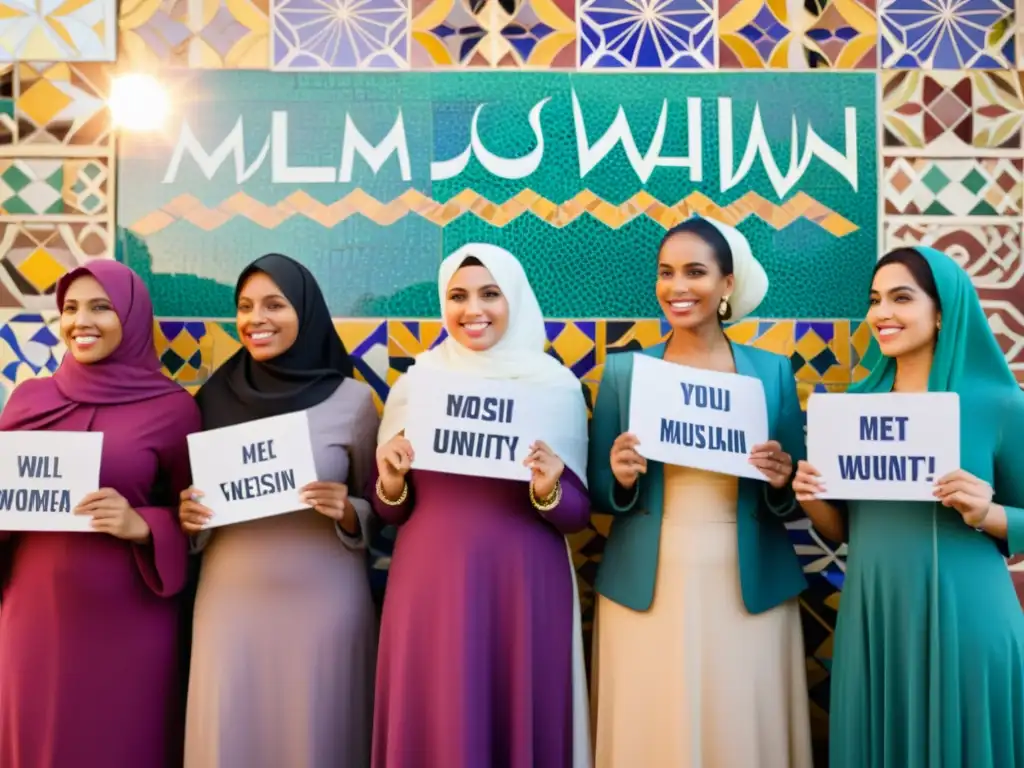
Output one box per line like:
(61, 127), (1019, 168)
(669, 216), (769, 321)
(0, 260), (182, 431)
(195, 253), (353, 430)
(378, 243), (589, 484)
(849, 246), (1019, 398)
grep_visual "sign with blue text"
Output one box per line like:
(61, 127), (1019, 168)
(806, 392), (960, 502)
(187, 411), (318, 528)
(627, 354), (768, 480)
(0, 431), (102, 532)
(404, 369), (584, 482)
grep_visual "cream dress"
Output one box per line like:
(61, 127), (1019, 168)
(591, 464), (813, 768)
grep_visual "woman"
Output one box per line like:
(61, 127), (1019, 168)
(371, 243), (591, 768)
(588, 216), (812, 767)
(793, 246), (1024, 767)
(0, 261), (199, 768)
(178, 253), (379, 768)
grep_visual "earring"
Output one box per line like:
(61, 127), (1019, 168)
(718, 296), (730, 318)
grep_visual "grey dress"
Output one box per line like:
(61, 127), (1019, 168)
(184, 379), (379, 768)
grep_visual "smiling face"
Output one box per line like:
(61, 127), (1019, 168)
(656, 231), (735, 331)
(443, 264), (510, 352)
(60, 274), (123, 364)
(868, 262), (941, 359)
(236, 271), (300, 362)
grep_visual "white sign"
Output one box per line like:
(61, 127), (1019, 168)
(806, 392), (960, 501)
(188, 411), (318, 528)
(404, 370), (583, 482)
(0, 431), (103, 532)
(628, 354), (768, 480)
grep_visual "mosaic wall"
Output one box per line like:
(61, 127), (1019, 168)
(1, 0), (1024, 762)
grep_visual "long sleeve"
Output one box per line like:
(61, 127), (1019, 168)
(588, 354), (639, 515)
(132, 397), (199, 598)
(369, 463), (416, 526)
(335, 386), (381, 550)
(538, 469), (591, 534)
(762, 354), (805, 520)
(993, 393), (1024, 556)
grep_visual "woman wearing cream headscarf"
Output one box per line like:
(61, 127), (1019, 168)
(588, 217), (812, 767)
(371, 244), (592, 768)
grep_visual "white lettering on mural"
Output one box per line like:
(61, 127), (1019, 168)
(161, 89), (859, 198)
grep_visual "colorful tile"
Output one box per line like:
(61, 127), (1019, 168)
(979, 298), (1024, 387)
(882, 70), (1024, 151)
(336, 319), (389, 407)
(579, 0), (713, 69)
(412, 0), (575, 67)
(0, 222), (111, 310)
(119, 0), (270, 70)
(0, 311), (62, 402)
(273, 0), (409, 70)
(155, 320), (212, 386)
(0, 0), (117, 61)
(16, 62), (111, 147)
(718, 0), (877, 69)
(884, 222), (1023, 292)
(0, 158), (109, 216)
(0, 64), (14, 145)
(884, 157), (1024, 216)
(880, 0), (1015, 69)
(386, 319), (444, 385)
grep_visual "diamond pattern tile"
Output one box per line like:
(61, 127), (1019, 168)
(884, 157), (1024, 216)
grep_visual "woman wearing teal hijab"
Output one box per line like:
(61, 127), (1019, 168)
(794, 246), (1024, 767)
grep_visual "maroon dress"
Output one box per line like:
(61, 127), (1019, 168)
(370, 468), (590, 768)
(0, 386), (199, 768)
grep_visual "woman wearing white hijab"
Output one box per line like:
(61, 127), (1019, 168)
(588, 217), (812, 767)
(371, 244), (592, 768)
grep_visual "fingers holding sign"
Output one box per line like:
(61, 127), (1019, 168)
(178, 487), (213, 534)
(610, 432), (647, 490)
(524, 441), (565, 501)
(749, 440), (794, 489)
(933, 469), (993, 527)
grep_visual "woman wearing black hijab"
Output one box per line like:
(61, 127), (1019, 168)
(178, 254), (380, 768)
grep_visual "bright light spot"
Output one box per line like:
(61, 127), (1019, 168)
(108, 74), (170, 132)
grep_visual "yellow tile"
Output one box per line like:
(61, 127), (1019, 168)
(19, 248), (66, 292)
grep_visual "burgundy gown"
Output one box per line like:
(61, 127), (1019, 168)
(370, 468), (590, 768)
(0, 383), (199, 768)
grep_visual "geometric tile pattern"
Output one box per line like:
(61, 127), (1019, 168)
(15, 62), (112, 147)
(884, 157), (1024, 216)
(118, 0), (271, 70)
(882, 70), (1024, 151)
(718, 0), (877, 69)
(273, 0), (409, 70)
(126, 190), (861, 236)
(880, 0), (1015, 69)
(0, 0), (117, 62)
(411, 0), (574, 68)
(0, 221), (112, 307)
(0, 157), (109, 215)
(580, 0), (712, 69)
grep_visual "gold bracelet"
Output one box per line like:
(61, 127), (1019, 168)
(376, 477), (408, 506)
(530, 480), (562, 512)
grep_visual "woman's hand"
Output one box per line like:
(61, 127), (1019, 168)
(524, 441), (564, 501)
(792, 460), (825, 502)
(749, 441), (794, 489)
(376, 435), (414, 483)
(610, 432), (647, 490)
(301, 481), (357, 532)
(178, 487), (213, 535)
(75, 489), (150, 542)
(934, 469), (993, 527)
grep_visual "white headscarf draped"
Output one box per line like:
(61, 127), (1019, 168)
(378, 242), (589, 486)
(700, 217), (769, 321)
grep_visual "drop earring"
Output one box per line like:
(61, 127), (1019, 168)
(718, 296), (730, 318)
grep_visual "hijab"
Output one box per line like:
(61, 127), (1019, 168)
(698, 216), (769, 321)
(195, 253), (353, 430)
(378, 243), (589, 484)
(850, 246), (1019, 397)
(0, 260), (183, 431)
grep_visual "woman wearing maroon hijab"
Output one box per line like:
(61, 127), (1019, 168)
(0, 261), (200, 768)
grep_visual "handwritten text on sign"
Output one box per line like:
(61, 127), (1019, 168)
(628, 354), (768, 480)
(0, 431), (102, 532)
(187, 410), (318, 528)
(806, 392), (960, 501)
(404, 369), (583, 482)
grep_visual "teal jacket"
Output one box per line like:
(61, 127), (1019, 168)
(589, 342), (809, 614)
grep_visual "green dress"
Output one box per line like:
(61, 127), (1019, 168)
(829, 246), (1024, 768)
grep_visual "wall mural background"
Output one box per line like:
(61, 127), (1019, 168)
(0, 0), (1022, 762)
